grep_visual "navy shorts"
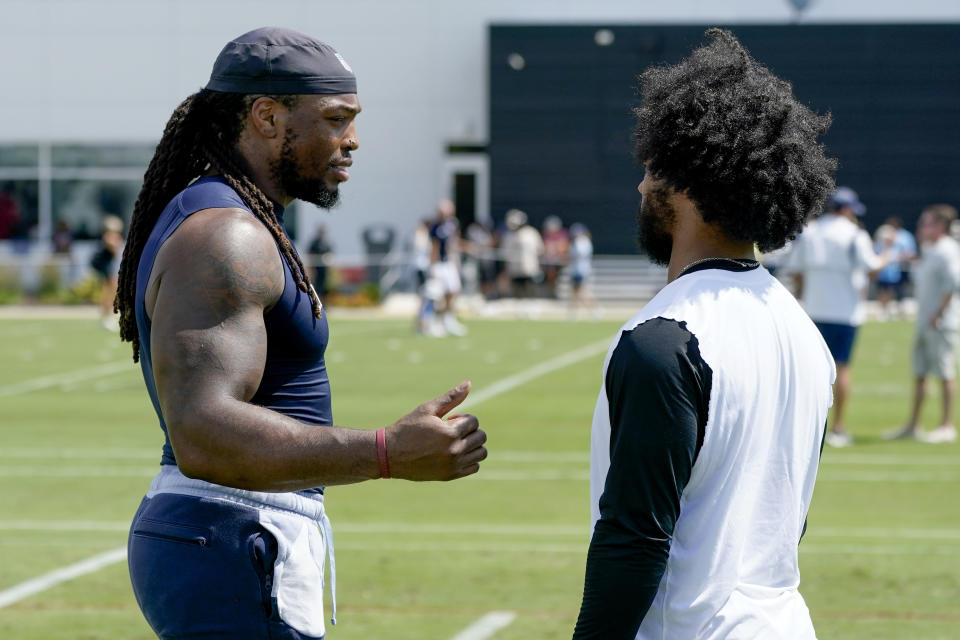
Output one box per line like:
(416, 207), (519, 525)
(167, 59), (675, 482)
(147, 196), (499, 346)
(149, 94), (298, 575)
(128, 493), (323, 640)
(815, 321), (858, 365)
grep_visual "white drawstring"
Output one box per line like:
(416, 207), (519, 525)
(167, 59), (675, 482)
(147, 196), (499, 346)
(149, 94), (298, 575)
(319, 511), (337, 626)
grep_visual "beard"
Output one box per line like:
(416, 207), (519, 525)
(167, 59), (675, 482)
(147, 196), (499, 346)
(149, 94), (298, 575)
(636, 183), (676, 266)
(271, 132), (341, 209)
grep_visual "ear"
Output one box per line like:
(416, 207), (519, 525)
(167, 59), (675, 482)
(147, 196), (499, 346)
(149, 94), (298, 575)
(247, 96), (286, 139)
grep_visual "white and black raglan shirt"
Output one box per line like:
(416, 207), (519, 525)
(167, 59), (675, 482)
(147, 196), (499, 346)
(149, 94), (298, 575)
(574, 260), (835, 640)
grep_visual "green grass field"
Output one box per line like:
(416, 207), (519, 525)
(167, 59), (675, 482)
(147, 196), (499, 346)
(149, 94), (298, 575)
(1, 312), (958, 639)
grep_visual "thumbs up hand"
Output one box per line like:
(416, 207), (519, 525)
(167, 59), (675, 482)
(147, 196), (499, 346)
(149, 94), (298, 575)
(383, 381), (488, 481)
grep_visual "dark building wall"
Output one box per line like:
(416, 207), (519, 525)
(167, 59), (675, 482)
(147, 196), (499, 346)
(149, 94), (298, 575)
(489, 24), (960, 254)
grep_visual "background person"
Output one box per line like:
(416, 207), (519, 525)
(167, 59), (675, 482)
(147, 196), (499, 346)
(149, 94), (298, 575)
(574, 29), (836, 639)
(463, 219), (497, 299)
(781, 186), (886, 447)
(887, 204), (960, 443)
(113, 28), (487, 640)
(307, 225), (334, 302)
(500, 208), (543, 300)
(90, 214), (124, 330)
(541, 214), (569, 298)
(411, 217), (438, 334)
(873, 216), (916, 319)
(873, 223), (901, 319)
(566, 222), (596, 318)
(428, 199), (467, 336)
(892, 215), (919, 301)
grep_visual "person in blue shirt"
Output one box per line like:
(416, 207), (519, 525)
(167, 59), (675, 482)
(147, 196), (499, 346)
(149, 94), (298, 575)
(874, 216), (917, 319)
(113, 27), (487, 640)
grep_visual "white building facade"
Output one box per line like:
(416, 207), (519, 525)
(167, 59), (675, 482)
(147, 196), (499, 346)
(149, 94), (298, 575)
(0, 0), (957, 268)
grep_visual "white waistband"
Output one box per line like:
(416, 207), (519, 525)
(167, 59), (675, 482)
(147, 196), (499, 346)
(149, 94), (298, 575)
(146, 465), (337, 626)
(146, 465), (326, 520)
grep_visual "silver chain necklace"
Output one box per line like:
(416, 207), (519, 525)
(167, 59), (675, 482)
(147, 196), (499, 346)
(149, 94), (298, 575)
(677, 256), (757, 278)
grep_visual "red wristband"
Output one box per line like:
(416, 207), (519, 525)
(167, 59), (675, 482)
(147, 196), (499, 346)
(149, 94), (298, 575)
(376, 428), (391, 479)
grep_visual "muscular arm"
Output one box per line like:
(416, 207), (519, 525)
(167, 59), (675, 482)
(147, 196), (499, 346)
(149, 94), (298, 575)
(148, 208), (485, 492)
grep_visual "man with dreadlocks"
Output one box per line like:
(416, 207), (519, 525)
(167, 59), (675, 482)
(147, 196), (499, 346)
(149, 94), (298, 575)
(116, 28), (487, 640)
(573, 30), (836, 639)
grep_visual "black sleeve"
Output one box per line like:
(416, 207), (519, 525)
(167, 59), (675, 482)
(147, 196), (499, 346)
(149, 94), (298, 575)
(573, 317), (712, 639)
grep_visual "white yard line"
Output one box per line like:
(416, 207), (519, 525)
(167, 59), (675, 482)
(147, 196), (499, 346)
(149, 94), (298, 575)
(338, 542), (960, 557)
(91, 376), (143, 393)
(3, 466), (958, 483)
(458, 339), (610, 410)
(4, 521), (959, 541)
(821, 454), (960, 466)
(0, 325), (46, 338)
(0, 447), (156, 460)
(0, 521), (131, 532)
(0, 467), (157, 477)
(5, 447), (957, 468)
(812, 527), (960, 540)
(338, 522), (585, 536)
(0, 546), (127, 609)
(494, 451), (589, 463)
(9, 539), (952, 558)
(327, 323), (413, 337)
(0, 467), (586, 481)
(450, 611), (517, 640)
(817, 470), (960, 483)
(800, 544), (960, 557)
(858, 383), (911, 396)
(473, 470), (590, 481)
(0, 361), (133, 398)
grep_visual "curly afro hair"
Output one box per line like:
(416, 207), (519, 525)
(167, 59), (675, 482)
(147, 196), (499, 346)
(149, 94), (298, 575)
(633, 28), (837, 252)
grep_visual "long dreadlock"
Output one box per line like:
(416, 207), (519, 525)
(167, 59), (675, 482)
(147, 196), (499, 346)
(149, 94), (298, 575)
(115, 89), (322, 362)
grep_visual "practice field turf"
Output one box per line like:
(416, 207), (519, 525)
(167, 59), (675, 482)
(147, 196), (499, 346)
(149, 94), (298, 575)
(1, 312), (958, 639)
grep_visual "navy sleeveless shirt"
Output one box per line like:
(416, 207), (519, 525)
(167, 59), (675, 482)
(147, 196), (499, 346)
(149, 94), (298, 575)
(134, 177), (332, 477)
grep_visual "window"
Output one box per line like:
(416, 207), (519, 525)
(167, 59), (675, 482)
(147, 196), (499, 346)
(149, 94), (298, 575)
(0, 180), (38, 240)
(0, 143), (150, 243)
(53, 180), (140, 240)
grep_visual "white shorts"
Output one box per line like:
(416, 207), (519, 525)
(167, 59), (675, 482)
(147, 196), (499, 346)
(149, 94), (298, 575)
(429, 262), (461, 295)
(913, 326), (958, 380)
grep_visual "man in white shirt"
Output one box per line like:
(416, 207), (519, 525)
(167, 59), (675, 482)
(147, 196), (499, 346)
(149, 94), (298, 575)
(888, 204), (960, 443)
(782, 187), (884, 447)
(574, 29), (836, 639)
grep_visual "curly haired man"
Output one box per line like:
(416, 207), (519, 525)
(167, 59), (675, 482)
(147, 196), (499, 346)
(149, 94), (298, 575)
(574, 29), (836, 639)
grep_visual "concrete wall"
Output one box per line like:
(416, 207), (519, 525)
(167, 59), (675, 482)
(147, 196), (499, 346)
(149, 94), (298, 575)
(1, 0), (958, 258)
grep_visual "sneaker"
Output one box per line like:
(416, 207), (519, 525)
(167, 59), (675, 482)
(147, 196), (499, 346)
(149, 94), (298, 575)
(918, 425), (958, 444)
(825, 430), (854, 448)
(882, 426), (919, 441)
(443, 315), (467, 337)
(425, 320), (447, 338)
